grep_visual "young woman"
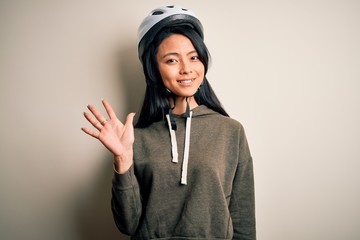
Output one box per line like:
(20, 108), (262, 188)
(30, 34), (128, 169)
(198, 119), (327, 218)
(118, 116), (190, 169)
(82, 5), (256, 239)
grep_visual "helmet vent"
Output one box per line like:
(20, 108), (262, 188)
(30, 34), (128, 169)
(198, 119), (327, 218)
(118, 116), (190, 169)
(152, 10), (164, 15)
(166, 5), (174, 8)
(182, 8), (188, 11)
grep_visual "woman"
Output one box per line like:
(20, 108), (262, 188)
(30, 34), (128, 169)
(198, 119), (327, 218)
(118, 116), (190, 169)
(82, 5), (256, 239)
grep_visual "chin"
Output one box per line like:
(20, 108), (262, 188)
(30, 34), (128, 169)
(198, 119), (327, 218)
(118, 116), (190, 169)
(180, 90), (198, 98)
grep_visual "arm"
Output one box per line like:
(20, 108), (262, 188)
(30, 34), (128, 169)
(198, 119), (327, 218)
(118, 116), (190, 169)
(82, 99), (141, 234)
(111, 165), (142, 235)
(229, 126), (256, 240)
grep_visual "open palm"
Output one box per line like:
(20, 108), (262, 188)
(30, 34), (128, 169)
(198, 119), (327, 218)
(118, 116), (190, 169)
(82, 99), (135, 172)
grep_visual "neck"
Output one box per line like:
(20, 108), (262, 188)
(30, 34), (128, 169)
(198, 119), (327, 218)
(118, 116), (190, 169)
(169, 96), (198, 115)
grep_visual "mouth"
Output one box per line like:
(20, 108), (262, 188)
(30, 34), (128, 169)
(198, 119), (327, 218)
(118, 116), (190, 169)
(177, 78), (195, 85)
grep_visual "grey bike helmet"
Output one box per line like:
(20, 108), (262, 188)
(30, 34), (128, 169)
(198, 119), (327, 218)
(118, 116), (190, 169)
(137, 5), (204, 60)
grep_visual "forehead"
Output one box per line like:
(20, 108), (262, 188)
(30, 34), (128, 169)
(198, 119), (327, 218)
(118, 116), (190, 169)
(158, 34), (195, 53)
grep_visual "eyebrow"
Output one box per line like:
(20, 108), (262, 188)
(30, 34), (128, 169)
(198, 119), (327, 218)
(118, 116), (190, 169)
(160, 50), (198, 59)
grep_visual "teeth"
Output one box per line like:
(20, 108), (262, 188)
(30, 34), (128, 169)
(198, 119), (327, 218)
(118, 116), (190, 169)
(179, 79), (193, 83)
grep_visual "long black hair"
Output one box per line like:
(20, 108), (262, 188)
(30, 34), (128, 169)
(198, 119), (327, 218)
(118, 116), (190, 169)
(135, 25), (228, 128)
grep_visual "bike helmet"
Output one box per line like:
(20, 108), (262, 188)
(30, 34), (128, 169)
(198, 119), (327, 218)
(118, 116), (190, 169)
(137, 5), (204, 60)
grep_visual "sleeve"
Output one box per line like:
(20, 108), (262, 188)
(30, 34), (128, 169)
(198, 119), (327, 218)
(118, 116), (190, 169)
(111, 164), (142, 236)
(229, 125), (256, 240)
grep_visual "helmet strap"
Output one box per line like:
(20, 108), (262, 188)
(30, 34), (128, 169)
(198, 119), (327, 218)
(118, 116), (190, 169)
(168, 93), (177, 130)
(166, 88), (192, 130)
(184, 97), (191, 118)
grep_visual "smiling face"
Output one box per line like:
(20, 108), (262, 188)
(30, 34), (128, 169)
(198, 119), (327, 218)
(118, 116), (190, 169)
(156, 34), (205, 99)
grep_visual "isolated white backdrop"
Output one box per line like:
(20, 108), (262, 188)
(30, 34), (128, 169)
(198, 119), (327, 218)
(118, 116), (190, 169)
(1, 0), (359, 239)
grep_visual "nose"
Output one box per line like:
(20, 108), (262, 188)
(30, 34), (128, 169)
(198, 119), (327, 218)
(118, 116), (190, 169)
(180, 60), (192, 74)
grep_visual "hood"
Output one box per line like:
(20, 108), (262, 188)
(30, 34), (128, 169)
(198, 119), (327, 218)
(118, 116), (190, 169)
(172, 105), (219, 119)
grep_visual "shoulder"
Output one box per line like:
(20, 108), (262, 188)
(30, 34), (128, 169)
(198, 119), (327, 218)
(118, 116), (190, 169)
(194, 105), (244, 131)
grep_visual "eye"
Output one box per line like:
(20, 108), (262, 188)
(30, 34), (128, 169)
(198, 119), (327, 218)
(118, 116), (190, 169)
(166, 59), (178, 64)
(191, 55), (199, 61)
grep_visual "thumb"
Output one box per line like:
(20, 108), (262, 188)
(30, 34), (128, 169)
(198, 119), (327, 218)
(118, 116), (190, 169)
(125, 112), (136, 127)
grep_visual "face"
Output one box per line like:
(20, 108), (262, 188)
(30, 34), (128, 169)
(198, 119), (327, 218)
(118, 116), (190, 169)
(156, 34), (205, 98)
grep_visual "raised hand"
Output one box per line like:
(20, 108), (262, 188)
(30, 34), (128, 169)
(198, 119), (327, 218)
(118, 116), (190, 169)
(81, 99), (135, 173)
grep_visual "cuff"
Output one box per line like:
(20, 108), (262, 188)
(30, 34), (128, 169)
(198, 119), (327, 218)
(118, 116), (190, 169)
(112, 164), (137, 190)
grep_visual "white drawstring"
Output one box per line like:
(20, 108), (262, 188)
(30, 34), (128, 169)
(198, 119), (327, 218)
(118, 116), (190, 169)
(166, 111), (193, 185)
(166, 114), (178, 163)
(181, 111), (192, 185)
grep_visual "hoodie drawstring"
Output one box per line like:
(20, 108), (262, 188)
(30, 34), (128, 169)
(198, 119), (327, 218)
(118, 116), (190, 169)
(166, 111), (193, 185)
(181, 111), (192, 185)
(166, 114), (179, 163)
(165, 98), (193, 185)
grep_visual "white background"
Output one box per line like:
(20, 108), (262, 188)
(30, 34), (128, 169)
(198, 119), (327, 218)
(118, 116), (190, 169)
(1, 0), (359, 239)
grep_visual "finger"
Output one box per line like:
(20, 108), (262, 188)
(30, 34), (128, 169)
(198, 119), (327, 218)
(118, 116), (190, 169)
(83, 112), (103, 130)
(102, 99), (117, 120)
(81, 127), (100, 139)
(87, 104), (107, 124)
(125, 112), (136, 128)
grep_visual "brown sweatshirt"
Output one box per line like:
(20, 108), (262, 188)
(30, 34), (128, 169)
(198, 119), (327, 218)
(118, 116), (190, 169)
(111, 105), (256, 239)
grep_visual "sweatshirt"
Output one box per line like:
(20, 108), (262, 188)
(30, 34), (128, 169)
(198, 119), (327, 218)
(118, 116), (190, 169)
(111, 105), (256, 239)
